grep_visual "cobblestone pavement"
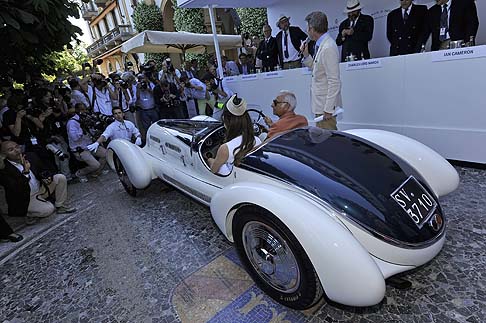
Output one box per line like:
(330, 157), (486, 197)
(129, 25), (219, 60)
(0, 167), (485, 323)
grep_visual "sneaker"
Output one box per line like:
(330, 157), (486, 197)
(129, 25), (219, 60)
(0, 233), (23, 243)
(56, 206), (77, 214)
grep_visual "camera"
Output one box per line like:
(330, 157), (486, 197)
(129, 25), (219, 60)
(117, 79), (129, 89)
(46, 143), (68, 161)
(140, 81), (148, 90)
(82, 62), (92, 69)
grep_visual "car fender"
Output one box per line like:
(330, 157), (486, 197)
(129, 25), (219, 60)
(344, 129), (459, 197)
(211, 182), (386, 307)
(107, 139), (152, 189)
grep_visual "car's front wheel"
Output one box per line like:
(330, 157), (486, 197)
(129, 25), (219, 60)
(113, 153), (137, 197)
(233, 206), (323, 309)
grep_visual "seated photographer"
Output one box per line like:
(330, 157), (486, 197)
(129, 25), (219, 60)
(90, 73), (117, 116)
(264, 90), (308, 140)
(87, 107), (142, 152)
(0, 141), (76, 221)
(66, 103), (107, 183)
(154, 80), (185, 119)
(207, 95), (261, 175)
(135, 73), (158, 133)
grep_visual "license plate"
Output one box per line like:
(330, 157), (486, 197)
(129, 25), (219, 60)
(390, 176), (437, 229)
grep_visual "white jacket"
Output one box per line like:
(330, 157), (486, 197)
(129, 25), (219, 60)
(302, 33), (342, 115)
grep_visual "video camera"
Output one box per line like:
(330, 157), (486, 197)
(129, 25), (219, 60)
(78, 113), (114, 140)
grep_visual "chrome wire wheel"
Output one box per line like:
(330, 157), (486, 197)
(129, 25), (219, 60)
(113, 154), (137, 197)
(242, 221), (300, 293)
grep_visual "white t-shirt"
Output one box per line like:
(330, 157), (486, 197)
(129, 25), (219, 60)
(102, 120), (140, 141)
(217, 135), (262, 175)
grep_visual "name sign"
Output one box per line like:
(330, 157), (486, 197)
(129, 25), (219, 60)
(431, 46), (486, 62)
(263, 71), (283, 79)
(345, 59), (383, 71)
(224, 77), (237, 83)
(241, 74), (259, 81)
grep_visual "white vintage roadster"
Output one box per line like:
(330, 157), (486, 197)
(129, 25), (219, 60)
(107, 115), (459, 309)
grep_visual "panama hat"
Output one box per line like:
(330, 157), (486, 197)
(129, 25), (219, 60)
(226, 94), (247, 116)
(276, 15), (290, 28)
(345, 0), (363, 13)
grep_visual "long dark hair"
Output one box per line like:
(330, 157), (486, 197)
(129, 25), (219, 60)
(222, 107), (255, 166)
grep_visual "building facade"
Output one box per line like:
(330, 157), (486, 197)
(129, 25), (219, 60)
(81, 0), (239, 76)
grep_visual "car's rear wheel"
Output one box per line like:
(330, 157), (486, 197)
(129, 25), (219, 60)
(233, 206), (323, 309)
(113, 153), (137, 197)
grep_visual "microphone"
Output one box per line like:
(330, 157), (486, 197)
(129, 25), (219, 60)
(299, 37), (311, 55)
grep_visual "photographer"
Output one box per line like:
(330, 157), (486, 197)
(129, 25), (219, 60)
(112, 73), (136, 125)
(70, 77), (92, 111)
(154, 80), (184, 119)
(0, 141), (76, 221)
(3, 91), (47, 153)
(135, 73), (158, 132)
(66, 103), (107, 183)
(179, 75), (208, 116)
(158, 58), (181, 83)
(90, 73), (117, 116)
(87, 107), (142, 152)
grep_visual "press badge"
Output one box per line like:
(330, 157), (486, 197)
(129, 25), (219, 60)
(440, 28), (446, 37)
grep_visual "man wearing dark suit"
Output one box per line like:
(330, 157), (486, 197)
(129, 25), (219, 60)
(0, 141), (75, 220)
(336, 0), (374, 62)
(236, 53), (255, 75)
(426, 0), (479, 51)
(256, 25), (279, 72)
(387, 0), (428, 56)
(275, 15), (308, 69)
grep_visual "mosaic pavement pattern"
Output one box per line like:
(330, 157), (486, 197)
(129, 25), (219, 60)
(0, 166), (485, 323)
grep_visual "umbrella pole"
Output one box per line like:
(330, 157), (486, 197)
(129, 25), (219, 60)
(208, 5), (224, 80)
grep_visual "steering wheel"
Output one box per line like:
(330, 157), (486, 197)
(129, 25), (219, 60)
(247, 109), (269, 136)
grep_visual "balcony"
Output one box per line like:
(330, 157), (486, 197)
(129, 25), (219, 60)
(80, 1), (98, 21)
(94, 0), (109, 8)
(86, 25), (136, 57)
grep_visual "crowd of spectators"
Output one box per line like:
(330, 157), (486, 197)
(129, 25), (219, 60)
(0, 52), (241, 241)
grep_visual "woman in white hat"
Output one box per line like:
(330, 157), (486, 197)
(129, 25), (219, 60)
(208, 94), (261, 175)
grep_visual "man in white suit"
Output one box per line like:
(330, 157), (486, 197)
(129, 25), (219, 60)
(301, 11), (342, 130)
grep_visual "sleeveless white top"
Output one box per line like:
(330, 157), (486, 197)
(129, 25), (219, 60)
(217, 135), (261, 175)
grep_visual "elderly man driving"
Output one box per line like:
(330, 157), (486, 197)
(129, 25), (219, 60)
(264, 91), (308, 139)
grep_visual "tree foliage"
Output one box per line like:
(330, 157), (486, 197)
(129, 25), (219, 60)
(46, 43), (89, 77)
(132, 1), (165, 69)
(172, 0), (205, 34)
(132, 1), (164, 32)
(236, 8), (268, 38)
(0, 0), (83, 82)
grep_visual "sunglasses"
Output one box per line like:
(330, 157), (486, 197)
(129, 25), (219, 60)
(273, 99), (288, 106)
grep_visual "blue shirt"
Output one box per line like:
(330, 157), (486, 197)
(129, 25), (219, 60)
(315, 32), (328, 54)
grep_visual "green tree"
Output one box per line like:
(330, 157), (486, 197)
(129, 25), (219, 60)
(132, 1), (165, 69)
(171, 0), (207, 65)
(236, 8), (267, 38)
(0, 0), (82, 82)
(45, 43), (89, 77)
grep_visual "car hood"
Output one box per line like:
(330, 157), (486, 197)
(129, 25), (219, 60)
(241, 128), (444, 246)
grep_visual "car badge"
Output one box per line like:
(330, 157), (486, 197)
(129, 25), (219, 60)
(429, 213), (443, 232)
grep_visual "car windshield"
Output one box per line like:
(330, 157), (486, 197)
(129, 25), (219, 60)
(157, 120), (222, 145)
